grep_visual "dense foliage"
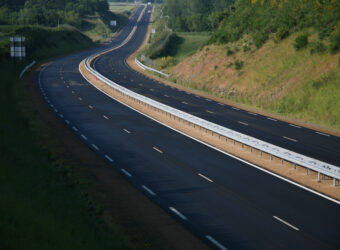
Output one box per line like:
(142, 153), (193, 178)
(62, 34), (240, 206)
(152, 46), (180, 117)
(164, 0), (235, 32)
(209, 0), (340, 49)
(0, 0), (109, 27)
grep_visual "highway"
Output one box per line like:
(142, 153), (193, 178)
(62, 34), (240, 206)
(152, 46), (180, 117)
(39, 5), (340, 250)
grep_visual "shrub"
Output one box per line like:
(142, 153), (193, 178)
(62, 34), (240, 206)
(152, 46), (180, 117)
(294, 33), (308, 50)
(243, 45), (250, 52)
(274, 27), (290, 42)
(253, 31), (268, 48)
(226, 49), (234, 55)
(310, 41), (327, 54)
(225, 62), (233, 68)
(214, 65), (218, 70)
(234, 60), (244, 70)
(329, 32), (340, 54)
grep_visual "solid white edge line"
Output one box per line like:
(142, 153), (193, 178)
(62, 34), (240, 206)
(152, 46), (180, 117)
(169, 207), (187, 220)
(80, 59), (340, 206)
(316, 131), (330, 137)
(105, 155), (113, 162)
(153, 147), (163, 154)
(273, 216), (299, 231)
(205, 235), (228, 250)
(91, 144), (99, 150)
(248, 112), (258, 116)
(232, 107), (240, 110)
(142, 185), (156, 196)
(198, 173), (214, 183)
(289, 124), (301, 129)
(121, 168), (132, 177)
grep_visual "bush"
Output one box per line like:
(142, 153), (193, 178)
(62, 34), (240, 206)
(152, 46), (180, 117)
(253, 31), (268, 48)
(226, 49), (234, 56)
(243, 45), (250, 52)
(225, 62), (233, 68)
(329, 32), (340, 54)
(274, 27), (290, 42)
(310, 41), (327, 54)
(234, 60), (244, 70)
(294, 33), (308, 50)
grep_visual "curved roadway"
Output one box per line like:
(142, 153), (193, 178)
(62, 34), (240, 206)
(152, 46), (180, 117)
(39, 5), (340, 250)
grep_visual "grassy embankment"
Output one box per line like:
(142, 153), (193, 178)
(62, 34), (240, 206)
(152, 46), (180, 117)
(137, 5), (210, 71)
(0, 26), (132, 249)
(80, 2), (137, 43)
(171, 31), (340, 131)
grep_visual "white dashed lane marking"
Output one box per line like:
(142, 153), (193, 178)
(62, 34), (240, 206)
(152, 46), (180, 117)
(248, 112), (258, 116)
(232, 107), (240, 111)
(283, 136), (298, 142)
(198, 173), (214, 183)
(205, 235), (228, 250)
(123, 129), (131, 134)
(315, 131), (330, 137)
(238, 121), (248, 126)
(103, 115), (109, 120)
(267, 117), (277, 121)
(121, 168), (132, 177)
(141, 185), (156, 196)
(289, 124), (301, 129)
(206, 110), (214, 114)
(273, 216), (299, 231)
(169, 207), (187, 220)
(91, 144), (99, 150)
(153, 147), (163, 154)
(81, 134), (87, 140)
(105, 155), (114, 162)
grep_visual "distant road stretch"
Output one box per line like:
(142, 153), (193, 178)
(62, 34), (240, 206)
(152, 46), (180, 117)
(39, 5), (340, 250)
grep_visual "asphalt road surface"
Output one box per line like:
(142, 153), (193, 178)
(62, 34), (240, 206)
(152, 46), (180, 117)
(39, 5), (340, 250)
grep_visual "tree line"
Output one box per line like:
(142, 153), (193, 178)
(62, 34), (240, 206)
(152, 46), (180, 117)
(0, 0), (109, 27)
(164, 0), (235, 32)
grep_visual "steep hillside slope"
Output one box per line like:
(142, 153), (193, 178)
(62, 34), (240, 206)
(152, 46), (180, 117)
(170, 31), (340, 131)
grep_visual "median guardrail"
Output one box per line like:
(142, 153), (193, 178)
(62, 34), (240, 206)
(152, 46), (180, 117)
(81, 4), (340, 187)
(135, 58), (169, 77)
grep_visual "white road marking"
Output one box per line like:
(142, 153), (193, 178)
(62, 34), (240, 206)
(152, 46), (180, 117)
(289, 124), (301, 129)
(238, 121), (248, 126)
(186, 92), (191, 95)
(105, 155), (114, 162)
(123, 129), (131, 134)
(81, 134), (87, 140)
(205, 98), (212, 102)
(283, 136), (298, 142)
(71, 90), (75, 94)
(142, 185), (156, 196)
(121, 168), (132, 177)
(65, 120), (70, 124)
(79, 66), (340, 205)
(88, 105), (94, 109)
(205, 235), (228, 250)
(50, 104), (54, 108)
(91, 144), (99, 150)
(273, 216), (299, 231)
(66, 85), (69, 88)
(153, 147), (163, 154)
(198, 173), (214, 183)
(138, 83), (143, 86)
(164, 94), (169, 98)
(150, 88), (154, 91)
(316, 131), (330, 137)
(78, 97), (82, 101)
(169, 207), (187, 220)
(232, 107), (240, 111)
(206, 110), (214, 114)
(182, 101), (189, 105)
(59, 114), (64, 118)
(218, 103), (225, 106)
(248, 112), (258, 116)
(72, 126), (78, 131)
(54, 109), (58, 113)
(195, 95), (200, 98)
(103, 115), (109, 120)
(267, 117), (277, 121)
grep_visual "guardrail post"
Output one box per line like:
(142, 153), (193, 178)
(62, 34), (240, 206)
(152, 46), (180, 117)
(270, 155), (273, 160)
(260, 151), (262, 157)
(318, 172), (320, 181)
(293, 164), (296, 170)
(250, 147), (252, 152)
(281, 159), (284, 165)
(307, 168), (309, 175)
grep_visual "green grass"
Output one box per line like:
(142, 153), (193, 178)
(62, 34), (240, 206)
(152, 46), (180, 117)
(174, 32), (210, 61)
(81, 14), (114, 42)
(108, 3), (137, 14)
(0, 26), (134, 249)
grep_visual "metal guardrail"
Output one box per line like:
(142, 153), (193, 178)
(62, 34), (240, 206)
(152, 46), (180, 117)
(82, 5), (340, 183)
(19, 60), (36, 78)
(135, 58), (169, 77)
